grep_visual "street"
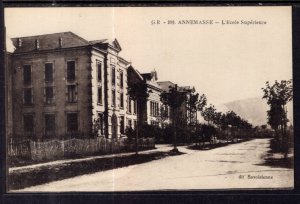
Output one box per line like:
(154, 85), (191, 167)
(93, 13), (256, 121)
(17, 138), (293, 192)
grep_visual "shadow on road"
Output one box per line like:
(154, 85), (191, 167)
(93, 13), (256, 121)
(257, 157), (293, 169)
(256, 139), (294, 169)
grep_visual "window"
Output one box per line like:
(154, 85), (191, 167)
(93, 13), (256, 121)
(98, 113), (104, 135)
(67, 113), (78, 133)
(120, 92), (124, 108)
(23, 65), (31, 85)
(111, 66), (115, 85)
(133, 120), (137, 129)
(150, 101), (159, 116)
(67, 61), (75, 81)
(98, 86), (102, 104)
(133, 100), (137, 114)
(151, 121), (159, 126)
(45, 114), (55, 137)
(128, 119), (132, 128)
(45, 86), (54, 104)
(67, 85), (77, 103)
(45, 63), (53, 82)
(112, 89), (116, 106)
(120, 116), (125, 134)
(128, 97), (132, 113)
(120, 71), (124, 88)
(24, 88), (33, 105)
(150, 102), (153, 116)
(97, 62), (102, 81)
(24, 114), (34, 135)
(162, 105), (169, 118)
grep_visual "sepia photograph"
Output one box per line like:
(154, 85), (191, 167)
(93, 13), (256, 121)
(4, 6), (294, 192)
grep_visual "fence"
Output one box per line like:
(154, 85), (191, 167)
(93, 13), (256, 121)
(8, 140), (31, 158)
(8, 137), (155, 162)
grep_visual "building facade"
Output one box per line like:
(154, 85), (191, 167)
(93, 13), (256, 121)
(9, 32), (137, 140)
(7, 31), (192, 141)
(141, 71), (170, 127)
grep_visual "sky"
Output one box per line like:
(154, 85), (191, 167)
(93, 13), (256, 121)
(5, 7), (292, 110)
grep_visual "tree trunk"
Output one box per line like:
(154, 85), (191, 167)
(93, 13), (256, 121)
(173, 106), (177, 150)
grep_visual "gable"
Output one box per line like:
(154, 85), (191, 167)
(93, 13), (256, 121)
(112, 39), (122, 51)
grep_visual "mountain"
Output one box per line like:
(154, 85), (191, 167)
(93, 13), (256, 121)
(223, 97), (293, 127)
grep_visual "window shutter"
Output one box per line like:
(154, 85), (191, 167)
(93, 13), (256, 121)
(75, 85), (78, 102)
(22, 89), (25, 104)
(66, 86), (68, 102)
(31, 88), (33, 104)
(43, 87), (46, 103)
(53, 63), (55, 82)
(53, 86), (56, 102)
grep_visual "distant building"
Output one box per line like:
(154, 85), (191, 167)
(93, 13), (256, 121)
(8, 32), (135, 140)
(141, 71), (171, 127)
(158, 81), (195, 126)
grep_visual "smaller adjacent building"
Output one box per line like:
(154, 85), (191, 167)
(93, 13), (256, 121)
(141, 71), (171, 127)
(157, 81), (195, 126)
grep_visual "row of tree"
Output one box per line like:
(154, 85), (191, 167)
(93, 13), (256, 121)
(262, 79), (293, 158)
(160, 84), (253, 151)
(127, 77), (293, 155)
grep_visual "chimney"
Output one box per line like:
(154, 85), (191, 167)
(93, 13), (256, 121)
(35, 39), (39, 50)
(59, 37), (63, 48)
(17, 38), (22, 48)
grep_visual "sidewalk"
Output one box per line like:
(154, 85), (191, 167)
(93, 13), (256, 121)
(9, 144), (172, 174)
(9, 144), (181, 190)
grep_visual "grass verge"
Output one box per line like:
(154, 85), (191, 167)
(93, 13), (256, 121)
(9, 150), (184, 191)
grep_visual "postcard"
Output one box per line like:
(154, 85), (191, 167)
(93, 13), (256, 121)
(4, 6), (293, 192)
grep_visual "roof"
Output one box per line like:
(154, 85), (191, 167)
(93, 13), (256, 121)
(178, 86), (195, 92)
(127, 65), (144, 81)
(11, 31), (122, 53)
(157, 81), (194, 93)
(11, 32), (90, 53)
(90, 38), (122, 52)
(157, 81), (175, 92)
(141, 73), (152, 81)
(141, 70), (158, 81)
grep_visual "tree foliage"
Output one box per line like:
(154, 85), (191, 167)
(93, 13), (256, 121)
(201, 104), (216, 124)
(262, 80), (293, 134)
(127, 79), (150, 154)
(262, 80), (293, 106)
(197, 94), (207, 112)
(160, 85), (187, 109)
(160, 85), (188, 149)
(127, 80), (149, 103)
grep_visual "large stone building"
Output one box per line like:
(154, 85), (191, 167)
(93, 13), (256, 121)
(8, 32), (137, 140)
(7, 31), (193, 142)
